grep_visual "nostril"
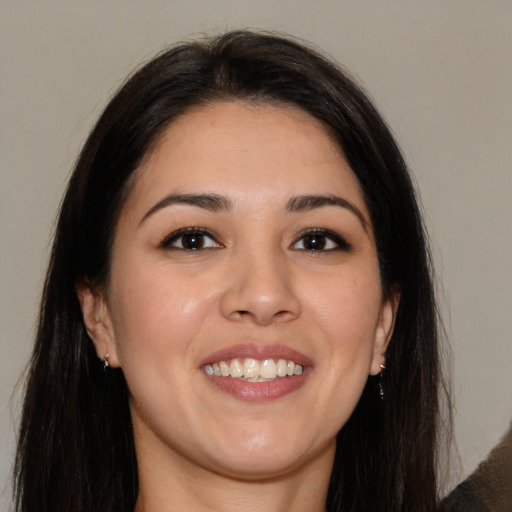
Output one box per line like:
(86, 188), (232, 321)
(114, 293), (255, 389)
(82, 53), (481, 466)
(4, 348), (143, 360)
(221, 281), (301, 325)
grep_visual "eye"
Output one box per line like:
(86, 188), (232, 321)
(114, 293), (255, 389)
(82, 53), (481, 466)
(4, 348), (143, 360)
(292, 229), (350, 252)
(160, 228), (221, 251)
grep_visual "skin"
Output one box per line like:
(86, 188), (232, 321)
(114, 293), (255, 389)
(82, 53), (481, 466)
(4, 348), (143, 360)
(79, 101), (398, 511)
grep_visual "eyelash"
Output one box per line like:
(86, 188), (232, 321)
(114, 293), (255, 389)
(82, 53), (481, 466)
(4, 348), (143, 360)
(292, 228), (351, 252)
(159, 227), (221, 251)
(159, 227), (351, 252)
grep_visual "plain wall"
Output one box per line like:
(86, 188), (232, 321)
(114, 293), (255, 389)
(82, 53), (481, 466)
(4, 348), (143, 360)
(1, 1), (511, 507)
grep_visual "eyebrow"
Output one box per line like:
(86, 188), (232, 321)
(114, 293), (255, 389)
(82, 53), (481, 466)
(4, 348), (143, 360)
(139, 193), (232, 225)
(139, 192), (368, 231)
(286, 194), (369, 232)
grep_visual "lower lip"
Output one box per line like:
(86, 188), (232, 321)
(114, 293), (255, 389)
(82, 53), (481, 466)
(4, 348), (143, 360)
(202, 370), (310, 402)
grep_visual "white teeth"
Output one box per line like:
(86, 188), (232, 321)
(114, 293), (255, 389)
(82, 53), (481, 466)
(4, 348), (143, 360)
(203, 358), (305, 380)
(260, 359), (277, 379)
(277, 359), (288, 377)
(243, 358), (259, 379)
(219, 360), (230, 377)
(229, 359), (243, 378)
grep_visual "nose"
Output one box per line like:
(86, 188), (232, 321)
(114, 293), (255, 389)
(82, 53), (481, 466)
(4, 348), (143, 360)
(220, 250), (301, 326)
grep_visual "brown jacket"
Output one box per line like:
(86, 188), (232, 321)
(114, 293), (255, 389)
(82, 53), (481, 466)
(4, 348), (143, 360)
(440, 422), (512, 511)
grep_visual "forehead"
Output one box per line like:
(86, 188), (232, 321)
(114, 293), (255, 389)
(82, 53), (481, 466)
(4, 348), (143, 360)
(124, 101), (368, 218)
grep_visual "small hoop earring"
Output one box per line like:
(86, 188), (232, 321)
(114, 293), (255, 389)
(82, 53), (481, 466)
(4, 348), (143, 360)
(379, 363), (386, 400)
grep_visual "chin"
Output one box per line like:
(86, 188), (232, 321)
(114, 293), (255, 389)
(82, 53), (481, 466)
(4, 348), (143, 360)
(208, 452), (306, 481)
(200, 428), (330, 480)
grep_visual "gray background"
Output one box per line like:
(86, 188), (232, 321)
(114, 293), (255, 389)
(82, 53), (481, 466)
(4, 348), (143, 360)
(1, 1), (511, 507)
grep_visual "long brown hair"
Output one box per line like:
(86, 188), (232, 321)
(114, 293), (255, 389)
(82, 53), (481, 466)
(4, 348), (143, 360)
(14, 30), (448, 511)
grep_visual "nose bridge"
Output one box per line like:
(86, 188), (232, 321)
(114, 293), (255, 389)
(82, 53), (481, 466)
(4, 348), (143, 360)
(220, 239), (300, 325)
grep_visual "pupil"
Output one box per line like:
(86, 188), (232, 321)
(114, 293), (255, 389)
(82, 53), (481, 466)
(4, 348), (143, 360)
(305, 235), (325, 250)
(183, 233), (203, 249)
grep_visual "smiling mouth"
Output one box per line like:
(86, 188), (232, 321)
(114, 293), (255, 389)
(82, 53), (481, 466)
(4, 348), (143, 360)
(202, 358), (304, 382)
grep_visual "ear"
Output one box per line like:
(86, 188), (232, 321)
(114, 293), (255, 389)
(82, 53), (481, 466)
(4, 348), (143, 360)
(76, 280), (120, 368)
(370, 288), (400, 376)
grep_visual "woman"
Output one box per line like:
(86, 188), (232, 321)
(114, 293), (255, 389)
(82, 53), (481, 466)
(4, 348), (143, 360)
(14, 30), (446, 511)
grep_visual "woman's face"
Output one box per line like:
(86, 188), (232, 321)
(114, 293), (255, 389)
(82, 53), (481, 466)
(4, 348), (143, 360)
(81, 101), (396, 480)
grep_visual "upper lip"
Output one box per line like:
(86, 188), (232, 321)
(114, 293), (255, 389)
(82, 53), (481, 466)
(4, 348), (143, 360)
(198, 344), (313, 368)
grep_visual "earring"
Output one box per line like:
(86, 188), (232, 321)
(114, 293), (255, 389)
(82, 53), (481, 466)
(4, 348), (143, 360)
(103, 353), (110, 372)
(379, 363), (386, 400)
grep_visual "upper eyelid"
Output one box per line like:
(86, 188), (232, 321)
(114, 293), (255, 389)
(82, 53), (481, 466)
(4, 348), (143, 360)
(295, 227), (338, 236)
(293, 227), (346, 241)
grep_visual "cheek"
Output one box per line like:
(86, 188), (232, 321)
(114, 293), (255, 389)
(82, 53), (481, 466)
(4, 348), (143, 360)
(108, 263), (216, 366)
(308, 278), (381, 428)
(303, 266), (382, 396)
(106, 265), (219, 437)
(306, 266), (382, 341)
